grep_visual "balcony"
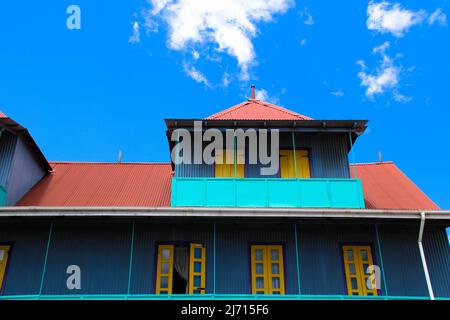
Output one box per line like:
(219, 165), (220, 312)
(0, 185), (6, 206)
(171, 178), (365, 209)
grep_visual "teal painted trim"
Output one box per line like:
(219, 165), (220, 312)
(0, 184), (6, 206)
(0, 294), (440, 300)
(234, 136), (237, 177)
(213, 223), (216, 294)
(375, 224), (389, 296)
(291, 131), (298, 178)
(171, 178), (366, 209)
(127, 222), (136, 295)
(294, 224), (301, 294)
(39, 222), (53, 295)
(348, 132), (357, 178)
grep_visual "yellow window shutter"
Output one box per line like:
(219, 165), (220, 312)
(155, 245), (174, 294)
(189, 243), (206, 294)
(0, 246), (10, 290)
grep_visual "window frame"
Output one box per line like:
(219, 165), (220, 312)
(249, 243), (286, 295)
(341, 244), (379, 296)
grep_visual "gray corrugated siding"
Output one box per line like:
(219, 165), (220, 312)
(0, 222), (49, 295)
(377, 224), (428, 296)
(42, 222), (131, 295)
(175, 133), (351, 178)
(0, 131), (17, 188)
(0, 220), (448, 297)
(297, 223), (380, 295)
(216, 222), (298, 294)
(6, 138), (46, 205)
(423, 225), (450, 298)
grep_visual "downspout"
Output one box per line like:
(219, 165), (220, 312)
(418, 212), (435, 300)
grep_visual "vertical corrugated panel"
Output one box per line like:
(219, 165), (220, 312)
(216, 222), (298, 294)
(42, 222), (131, 295)
(377, 224), (428, 296)
(297, 222), (379, 295)
(131, 222), (213, 294)
(423, 225), (450, 297)
(177, 132), (351, 178)
(0, 221), (49, 295)
(6, 138), (46, 205)
(174, 139), (214, 177)
(0, 131), (17, 188)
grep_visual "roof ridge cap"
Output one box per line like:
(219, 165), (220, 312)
(207, 101), (250, 119)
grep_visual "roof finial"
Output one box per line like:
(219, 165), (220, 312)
(251, 84), (256, 99)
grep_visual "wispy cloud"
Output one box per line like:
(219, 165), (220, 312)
(428, 8), (447, 26)
(331, 90), (344, 97)
(300, 38), (307, 46)
(300, 7), (314, 26)
(183, 63), (211, 88)
(358, 42), (408, 100)
(367, 1), (447, 37)
(129, 21), (141, 43)
(144, 0), (294, 82)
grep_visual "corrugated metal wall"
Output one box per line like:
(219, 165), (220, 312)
(42, 221), (131, 295)
(175, 133), (351, 178)
(0, 221), (49, 295)
(0, 219), (448, 297)
(216, 222), (298, 294)
(423, 225), (450, 298)
(0, 130), (17, 188)
(297, 223), (380, 295)
(6, 138), (46, 205)
(376, 223), (428, 296)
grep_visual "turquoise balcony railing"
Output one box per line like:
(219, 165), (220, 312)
(171, 178), (365, 209)
(0, 184), (6, 206)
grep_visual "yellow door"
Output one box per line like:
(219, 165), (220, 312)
(0, 246), (10, 290)
(343, 245), (378, 296)
(280, 150), (310, 178)
(251, 245), (285, 294)
(155, 245), (174, 294)
(189, 243), (206, 294)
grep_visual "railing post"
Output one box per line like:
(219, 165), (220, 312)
(127, 222), (136, 295)
(348, 131), (358, 178)
(375, 225), (389, 296)
(39, 222), (53, 296)
(291, 131), (298, 178)
(294, 223), (302, 294)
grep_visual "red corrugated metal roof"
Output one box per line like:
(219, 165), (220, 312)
(17, 161), (439, 210)
(17, 162), (173, 207)
(351, 162), (439, 210)
(206, 99), (313, 120)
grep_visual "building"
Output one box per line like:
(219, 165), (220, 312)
(0, 88), (449, 300)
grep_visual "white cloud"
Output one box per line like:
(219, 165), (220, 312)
(367, 1), (427, 37)
(367, 1), (447, 37)
(331, 90), (344, 97)
(145, 0), (294, 80)
(428, 8), (447, 26)
(255, 88), (269, 100)
(183, 63), (211, 87)
(300, 38), (307, 46)
(129, 21), (141, 43)
(358, 42), (403, 99)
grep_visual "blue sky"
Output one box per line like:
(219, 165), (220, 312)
(0, 1), (449, 210)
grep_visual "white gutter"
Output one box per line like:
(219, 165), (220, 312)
(418, 212), (435, 300)
(0, 207), (449, 220)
